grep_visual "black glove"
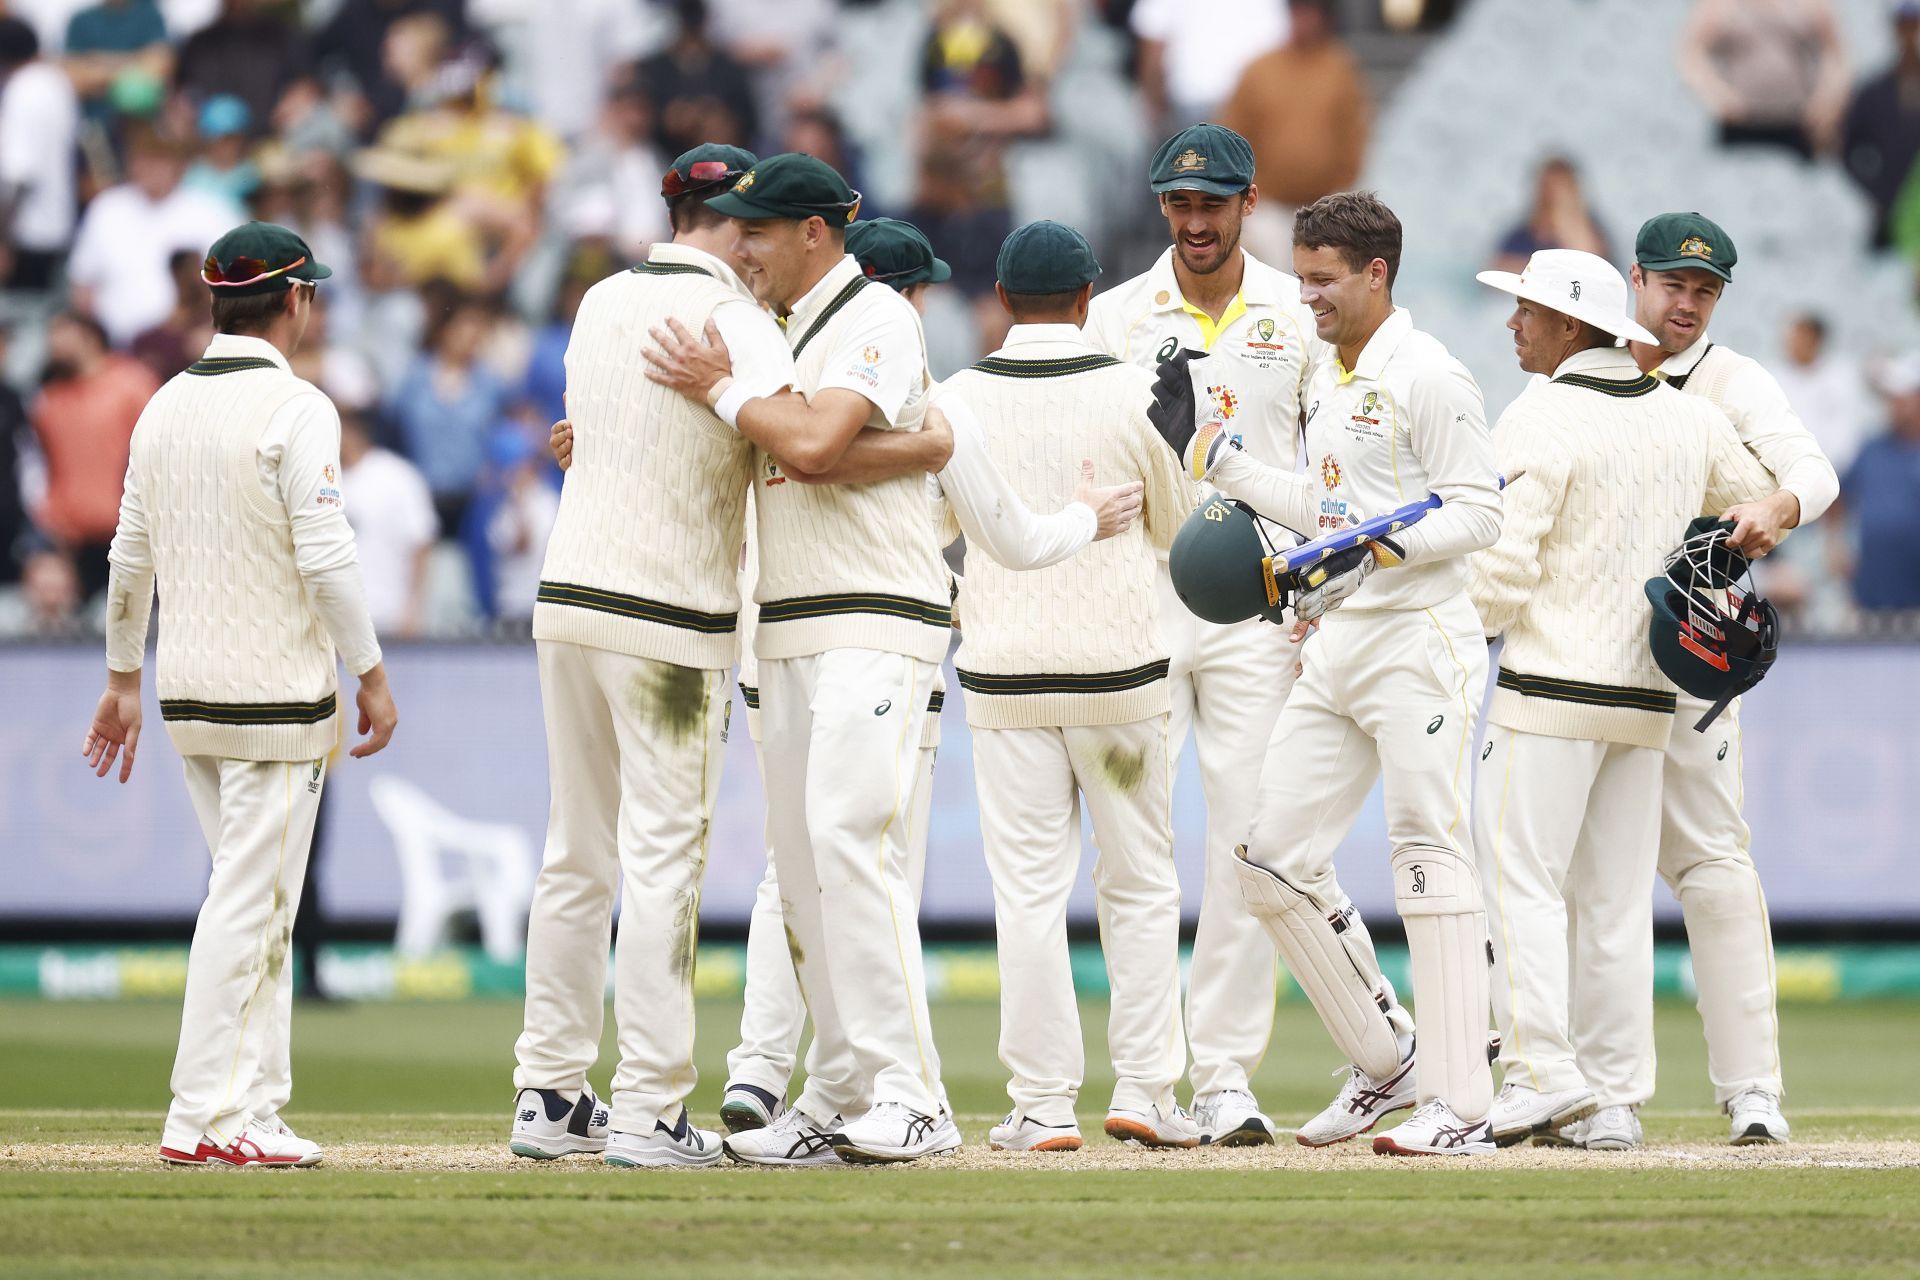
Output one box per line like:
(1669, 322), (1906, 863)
(1146, 348), (1206, 462)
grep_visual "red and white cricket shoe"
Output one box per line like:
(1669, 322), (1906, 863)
(160, 1118), (323, 1168)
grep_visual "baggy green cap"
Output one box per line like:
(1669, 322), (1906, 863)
(1149, 123), (1255, 197)
(1635, 212), (1737, 283)
(995, 220), (1100, 295)
(704, 152), (862, 224)
(1169, 496), (1288, 626)
(202, 221), (331, 296)
(662, 143), (757, 198)
(847, 217), (951, 288)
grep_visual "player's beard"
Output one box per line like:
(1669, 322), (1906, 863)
(1175, 218), (1242, 277)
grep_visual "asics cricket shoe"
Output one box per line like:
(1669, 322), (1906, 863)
(1727, 1088), (1791, 1145)
(1103, 1102), (1201, 1148)
(251, 1113), (324, 1166)
(1295, 1051), (1418, 1147)
(605, 1108), (723, 1168)
(1194, 1089), (1274, 1147)
(1372, 1100), (1496, 1156)
(719, 1082), (786, 1134)
(831, 1102), (963, 1164)
(1488, 1082), (1597, 1148)
(160, 1118), (319, 1168)
(987, 1113), (1084, 1152)
(509, 1083), (610, 1159)
(723, 1107), (844, 1166)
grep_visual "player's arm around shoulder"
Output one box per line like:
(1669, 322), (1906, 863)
(1466, 400), (1570, 639)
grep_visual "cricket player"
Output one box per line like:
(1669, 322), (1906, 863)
(1152, 192), (1503, 1156)
(1083, 123), (1321, 1145)
(1624, 213), (1838, 1145)
(86, 221), (396, 1167)
(942, 221), (1199, 1152)
(1469, 250), (1777, 1150)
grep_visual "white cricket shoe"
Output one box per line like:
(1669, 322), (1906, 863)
(159, 1118), (320, 1168)
(508, 1083), (610, 1159)
(1488, 1082), (1597, 1148)
(1372, 1099), (1495, 1156)
(252, 1113), (324, 1167)
(987, 1113), (1084, 1152)
(1194, 1089), (1274, 1147)
(1295, 1052), (1418, 1147)
(604, 1108), (723, 1168)
(1103, 1102), (1201, 1149)
(723, 1107), (844, 1167)
(1727, 1088), (1791, 1145)
(1578, 1104), (1643, 1151)
(719, 1083), (786, 1134)
(831, 1102), (963, 1164)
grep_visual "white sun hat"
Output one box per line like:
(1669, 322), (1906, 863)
(1476, 248), (1659, 345)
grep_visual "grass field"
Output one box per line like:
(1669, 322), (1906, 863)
(5, 997), (1919, 1278)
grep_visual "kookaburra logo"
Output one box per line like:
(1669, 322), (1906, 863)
(1410, 865), (1426, 894)
(1570, 281), (1582, 300)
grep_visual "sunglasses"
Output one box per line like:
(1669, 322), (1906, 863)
(203, 254), (309, 288)
(661, 161), (743, 198)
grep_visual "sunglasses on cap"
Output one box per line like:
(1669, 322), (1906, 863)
(202, 253), (308, 288)
(661, 160), (744, 198)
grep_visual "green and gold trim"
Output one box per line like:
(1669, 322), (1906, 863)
(537, 581), (738, 634)
(629, 262), (713, 278)
(1496, 668), (1675, 713)
(758, 591), (951, 629)
(160, 694), (336, 726)
(738, 683), (760, 710)
(790, 276), (871, 357)
(1551, 371), (1660, 398)
(957, 659), (1170, 697)
(184, 357), (280, 377)
(971, 354), (1122, 379)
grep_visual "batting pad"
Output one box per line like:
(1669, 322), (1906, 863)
(1235, 847), (1401, 1081)
(1393, 844), (1494, 1123)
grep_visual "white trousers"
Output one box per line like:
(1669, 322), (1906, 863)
(976, 716), (1185, 1123)
(1159, 570), (1301, 1099)
(1475, 724), (1663, 1107)
(1660, 694), (1783, 1105)
(760, 649), (945, 1118)
(514, 640), (729, 1134)
(165, 754), (326, 1152)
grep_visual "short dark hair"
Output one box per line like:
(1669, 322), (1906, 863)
(1002, 289), (1082, 320)
(666, 190), (731, 235)
(0, 17), (38, 66)
(1294, 191), (1402, 288)
(211, 289), (291, 335)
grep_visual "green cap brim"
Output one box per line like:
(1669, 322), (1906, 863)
(703, 190), (791, 220)
(1637, 256), (1731, 283)
(300, 261), (333, 282)
(928, 257), (952, 284)
(1150, 176), (1248, 197)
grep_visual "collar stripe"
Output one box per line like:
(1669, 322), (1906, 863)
(791, 275), (871, 357)
(971, 354), (1122, 379)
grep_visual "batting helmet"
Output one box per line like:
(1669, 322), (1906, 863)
(1169, 496), (1289, 626)
(1644, 517), (1778, 730)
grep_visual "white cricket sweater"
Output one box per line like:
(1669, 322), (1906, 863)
(1469, 347), (1777, 749)
(942, 326), (1196, 729)
(534, 245), (759, 669)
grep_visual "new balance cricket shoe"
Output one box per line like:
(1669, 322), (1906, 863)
(604, 1108), (723, 1168)
(1573, 1104), (1643, 1151)
(723, 1107), (844, 1166)
(1371, 1100), (1495, 1156)
(1727, 1088), (1791, 1145)
(508, 1083), (610, 1159)
(159, 1119), (319, 1168)
(1194, 1089), (1274, 1147)
(252, 1113), (324, 1166)
(719, 1082), (786, 1134)
(1488, 1082), (1597, 1148)
(1295, 1052), (1418, 1147)
(831, 1102), (963, 1164)
(1103, 1102), (1201, 1148)
(987, 1113), (1084, 1152)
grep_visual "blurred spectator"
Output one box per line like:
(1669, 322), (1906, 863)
(386, 291), (507, 533)
(1217, 0), (1369, 260)
(1678, 0), (1848, 160)
(1130, 0), (1286, 130)
(314, 0), (467, 136)
(550, 68), (670, 260)
(181, 94), (259, 204)
(521, 241), (616, 430)
(1835, 357), (1920, 611)
(1844, 1), (1920, 251)
(129, 248), (212, 378)
(67, 123), (240, 344)
(29, 311), (158, 599)
(356, 148), (486, 291)
(707, 0), (835, 144)
(21, 545), (82, 628)
(62, 0), (172, 124)
(470, 0), (654, 143)
(0, 332), (28, 584)
(637, 0), (759, 154)
(782, 105), (865, 195)
(173, 0), (311, 133)
(340, 406), (436, 635)
(0, 19), (80, 292)
(479, 422), (557, 621)
(1774, 312), (1870, 479)
(1489, 155), (1611, 275)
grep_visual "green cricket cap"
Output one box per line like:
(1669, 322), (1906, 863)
(661, 144), (757, 198)
(202, 221), (331, 296)
(847, 217), (951, 288)
(995, 219), (1101, 295)
(1168, 496), (1287, 626)
(704, 152), (862, 224)
(1635, 211), (1737, 283)
(1149, 123), (1255, 196)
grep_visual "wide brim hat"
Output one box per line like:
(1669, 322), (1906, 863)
(1476, 248), (1658, 345)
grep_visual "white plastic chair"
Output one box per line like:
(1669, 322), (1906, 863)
(369, 774), (536, 962)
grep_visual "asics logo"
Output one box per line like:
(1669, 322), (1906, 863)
(874, 700), (892, 715)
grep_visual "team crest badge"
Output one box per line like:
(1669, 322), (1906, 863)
(1320, 454), (1343, 490)
(732, 170), (757, 192)
(763, 455), (786, 486)
(1678, 236), (1713, 259)
(1361, 391), (1380, 417)
(1206, 384), (1239, 421)
(322, 463), (336, 484)
(1256, 318), (1275, 342)
(862, 344), (881, 364)
(1172, 149), (1207, 173)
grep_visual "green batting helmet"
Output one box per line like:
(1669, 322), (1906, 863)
(1169, 496), (1288, 626)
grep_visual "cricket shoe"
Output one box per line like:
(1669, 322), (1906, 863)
(1727, 1088), (1791, 1145)
(724, 1106), (844, 1167)
(160, 1118), (319, 1168)
(1103, 1102), (1201, 1148)
(1294, 1050), (1417, 1147)
(605, 1108), (723, 1168)
(1194, 1089), (1274, 1147)
(252, 1113), (325, 1166)
(719, 1083), (786, 1134)
(1488, 1082), (1597, 1148)
(1371, 1100), (1495, 1157)
(1570, 1105), (1643, 1151)
(508, 1083), (610, 1159)
(988, 1113), (1084, 1152)
(831, 1102), (963, 1164)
